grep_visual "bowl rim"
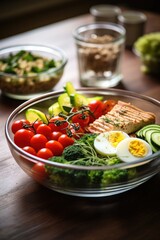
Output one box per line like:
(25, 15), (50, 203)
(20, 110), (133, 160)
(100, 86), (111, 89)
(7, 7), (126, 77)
(5, 87), (160, 171)
(0, 44), (68, 78)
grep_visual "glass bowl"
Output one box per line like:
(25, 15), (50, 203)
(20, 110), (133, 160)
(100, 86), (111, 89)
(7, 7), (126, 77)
(0, 44), (67, 100)
(5, 88), (160, 197)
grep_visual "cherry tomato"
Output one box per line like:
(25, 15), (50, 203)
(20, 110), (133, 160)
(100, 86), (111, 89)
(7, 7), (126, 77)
(36, 124), (52, 139)
(58, 134), (74, 148)
(30, 134), (48, 152)
(71, 112), (90, 129)
(48, 116), (68, 133)
(32, 120), (43, 131)
(88, 100), (104, 120)
(22, 146), (37, 156)
(46, 140), (64, 156)
(32, 162), (48, 181)
(11, 119), (30, 134)
(14, 129), (34, 148)
(103, 99), (117, 114)
(37, 148), (53, 159)
(50, 131), (62, 141)
(67, 123), (84, 139)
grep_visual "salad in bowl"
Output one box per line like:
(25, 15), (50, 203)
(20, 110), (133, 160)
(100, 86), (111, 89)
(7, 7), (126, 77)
(5, 82), (160, 197)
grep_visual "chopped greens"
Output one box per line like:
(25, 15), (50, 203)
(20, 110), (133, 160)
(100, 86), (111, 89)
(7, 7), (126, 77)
(0, 50), (58, 76)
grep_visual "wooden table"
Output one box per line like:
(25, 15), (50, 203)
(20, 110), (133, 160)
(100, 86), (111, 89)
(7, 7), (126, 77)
(1, 10), (160, 240)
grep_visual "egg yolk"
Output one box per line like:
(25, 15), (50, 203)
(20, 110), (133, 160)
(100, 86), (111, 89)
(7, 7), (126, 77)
(129, 140), (148, 157)
(108, 132), (125, 147)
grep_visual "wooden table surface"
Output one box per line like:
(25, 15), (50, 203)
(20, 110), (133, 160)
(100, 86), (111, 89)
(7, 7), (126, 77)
(0, 10), (160, 240)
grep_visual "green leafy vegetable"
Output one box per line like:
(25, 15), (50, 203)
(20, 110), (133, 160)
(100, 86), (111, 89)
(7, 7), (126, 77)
(45, 134), (137, 188)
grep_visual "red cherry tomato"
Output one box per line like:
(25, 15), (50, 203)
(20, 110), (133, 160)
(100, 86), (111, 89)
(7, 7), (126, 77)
(71, 112), (90, 129)
(32, 162), (48, 181)
(58, 134), (74, 148)
(37, 148), (53, 159)
(36, 124), (52, 139)
(32, 120), (43, 131)
(50, 131), (62, 141)
(22, 146), (37, 156)
(88, 100), (104, 120)
(103, 99), (117, 114)
(48, 116), (68, 133)
(30, 134), (48, 152)
(14, 129), (34, 148)
(46, 140), (64, 156)
(11, 119), (30, 134)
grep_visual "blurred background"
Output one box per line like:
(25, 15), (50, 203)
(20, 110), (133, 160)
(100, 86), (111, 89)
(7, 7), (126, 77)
(0, 0), (160, 39)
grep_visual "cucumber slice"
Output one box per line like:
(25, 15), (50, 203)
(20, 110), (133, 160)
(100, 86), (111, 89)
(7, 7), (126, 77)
(136, 124), (160, 138)
(48, 102), (61, 116)
(25, 108), (48, 123)
(142, 125), (160, 138)
(70, 93), (88, 107)
(58, 93), (71, 114)
(65, 81), (76, 96)
(151, 132), (160, 147)
(87, 96), (103, 102)
(145, 129), (160, 152)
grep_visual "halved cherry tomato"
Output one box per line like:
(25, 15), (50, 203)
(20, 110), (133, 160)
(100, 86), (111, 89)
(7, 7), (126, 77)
(103, 99), (117, 114)
(88, 100), (104, 121)
(36, 124), (52, 140)
(30, 134), (48, 152)
(11, 119), (30, 134)
(22, 146), (37, 156)
(32, 162), (48, 181)
(46, 140), (64, 156)
(48, 116), (68, 133)
(71, 112), (90, 129)
(14, 129), (34, 148)
(37, 148), (53, 159)
(58, 134), (74, 148)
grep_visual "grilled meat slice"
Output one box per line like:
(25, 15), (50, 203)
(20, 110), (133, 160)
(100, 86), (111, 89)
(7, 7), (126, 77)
(88, 101), (155, 134)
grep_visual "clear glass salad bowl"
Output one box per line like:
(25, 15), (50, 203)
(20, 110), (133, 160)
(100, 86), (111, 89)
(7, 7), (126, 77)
(0, 44), (67, 100)
(5, 88), (160, 197)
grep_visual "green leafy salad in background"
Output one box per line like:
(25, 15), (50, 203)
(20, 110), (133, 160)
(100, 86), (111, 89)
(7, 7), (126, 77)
(134, 32), (160, 74)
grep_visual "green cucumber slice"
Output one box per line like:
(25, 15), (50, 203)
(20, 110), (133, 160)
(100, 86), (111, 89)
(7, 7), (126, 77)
(25, 108), (48, 123)
(136, 124), (160, 138)
(48, 102), (61, 116)
(58, 93), (71, 114)
(87, 96), (104, 102)
(145, 129), (160, 152)
(142, 125), (160, 138)
(65, 81), (76, 96)
(70, 93), (88, 107)
(151, 132), (160, 147)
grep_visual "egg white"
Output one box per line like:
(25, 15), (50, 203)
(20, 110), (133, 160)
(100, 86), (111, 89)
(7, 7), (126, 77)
(94, 131), (129, 156)
(116, 137), (152, 162)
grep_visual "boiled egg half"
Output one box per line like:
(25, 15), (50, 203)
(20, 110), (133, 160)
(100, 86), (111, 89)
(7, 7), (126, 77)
(94, 131), (129, 156)
(116, 138), (152, 162)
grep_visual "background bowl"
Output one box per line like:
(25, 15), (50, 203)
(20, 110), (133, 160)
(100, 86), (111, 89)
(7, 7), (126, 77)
(0, 44), (67, 100)
(133, 32), (160, 74)
(5, 88), (160, 197)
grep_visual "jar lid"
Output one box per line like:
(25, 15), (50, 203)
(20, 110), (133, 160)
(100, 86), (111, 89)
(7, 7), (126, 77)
(118, 11), (147, 24)
(90, 4), (121, 17)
